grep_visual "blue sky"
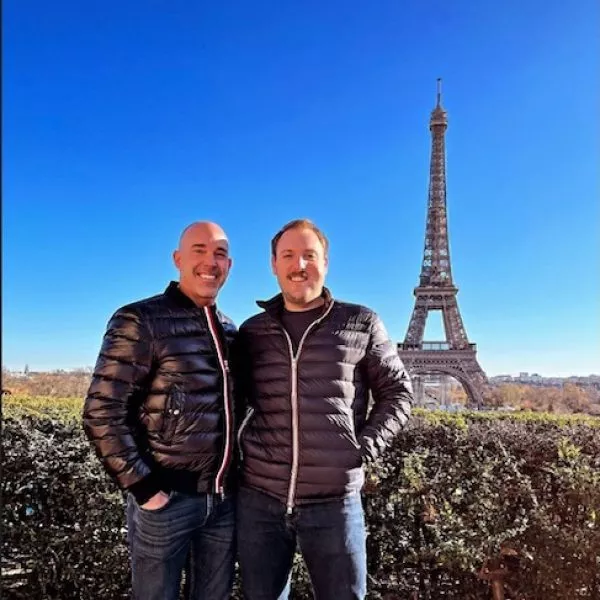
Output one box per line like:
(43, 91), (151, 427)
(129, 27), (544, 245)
(3, 0), (599, 376)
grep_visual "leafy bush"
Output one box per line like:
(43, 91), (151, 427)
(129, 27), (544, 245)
(2, 415), (129, 599)
(365, 413), (600, 599)
(2, 398), (599, 599)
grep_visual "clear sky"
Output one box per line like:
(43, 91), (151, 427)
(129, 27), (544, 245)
(3, 0), (599, 377)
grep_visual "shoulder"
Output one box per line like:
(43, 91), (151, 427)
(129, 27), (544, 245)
(239, 311), (272, 333)
(332, 299), (376, 316)
(118, 292), (168, 316)
(331, 300), (379, 325)
(107, 292), (169, 328)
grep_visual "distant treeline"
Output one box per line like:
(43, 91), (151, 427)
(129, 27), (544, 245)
(2, 367), (600, 416)
(446, 382), (600, 415)
(2, 368), (93, 398)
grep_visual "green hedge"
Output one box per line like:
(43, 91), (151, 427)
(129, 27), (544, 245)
(2, 397), (599, 599)
(365, 410), (600, 599)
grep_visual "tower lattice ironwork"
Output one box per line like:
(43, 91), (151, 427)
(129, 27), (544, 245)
(399, 80), (487, 407)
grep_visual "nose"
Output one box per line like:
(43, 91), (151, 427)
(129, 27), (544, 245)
(295, 257), (307, 270)
(198, 255), (217, 271)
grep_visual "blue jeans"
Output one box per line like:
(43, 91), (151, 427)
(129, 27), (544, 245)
(127, 491), (235, 600)
(237, 487), (367, 600)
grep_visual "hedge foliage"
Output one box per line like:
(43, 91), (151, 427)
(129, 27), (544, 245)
(2, 396), (599, 599)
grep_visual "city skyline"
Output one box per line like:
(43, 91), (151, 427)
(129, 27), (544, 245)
(3, 1), (599, 377)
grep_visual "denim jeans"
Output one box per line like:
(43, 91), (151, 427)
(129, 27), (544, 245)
(237, 487), (367, 600)
(127, 491), (235, 600)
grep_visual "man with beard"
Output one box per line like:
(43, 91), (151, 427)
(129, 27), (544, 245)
(84, 221), (237, 600)
(235, 219), (413, 599)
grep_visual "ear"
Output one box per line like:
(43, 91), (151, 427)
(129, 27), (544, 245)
(271, 255), (277, 276)
(324, 254), (329, 274)
(173, 249), (181, 270)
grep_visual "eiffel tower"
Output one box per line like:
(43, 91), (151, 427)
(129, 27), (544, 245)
(398, 80), (487, 407)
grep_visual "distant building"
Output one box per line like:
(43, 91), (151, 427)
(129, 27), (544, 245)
(491, 375), (514, 382)
(488, 372), (600, 390)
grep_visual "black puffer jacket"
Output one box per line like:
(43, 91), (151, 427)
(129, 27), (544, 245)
(236, 288), (412, 508)
(83, 282), (237, 504)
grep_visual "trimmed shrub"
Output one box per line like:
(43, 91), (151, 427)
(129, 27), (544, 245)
(2, 415), (129, 599)
(364, 411), (600, 599)
(2, 398), (599, 599)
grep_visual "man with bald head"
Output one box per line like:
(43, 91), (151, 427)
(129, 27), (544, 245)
(84, 222), (237, 600)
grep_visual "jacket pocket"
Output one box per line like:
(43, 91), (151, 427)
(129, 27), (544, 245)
(237, 407), (255, 461)
(346, 411), (361, 450)
(161, 387), (183, 441)
(344, 415), (363, 469)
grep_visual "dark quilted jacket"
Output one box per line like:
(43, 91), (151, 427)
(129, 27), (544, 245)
(83, 282), (237, 504)
(236, 288), (413, 508)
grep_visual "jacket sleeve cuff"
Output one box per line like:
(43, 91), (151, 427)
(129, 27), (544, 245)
(127, 474), (162, 506)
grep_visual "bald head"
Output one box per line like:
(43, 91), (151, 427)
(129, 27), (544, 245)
(178, 221), (229, 250)
(173, 221), (232, 307)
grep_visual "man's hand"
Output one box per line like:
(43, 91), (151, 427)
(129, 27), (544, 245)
(140, 491), (170, 511)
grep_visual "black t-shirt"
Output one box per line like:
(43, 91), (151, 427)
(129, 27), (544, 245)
(281, 306), (324, 354)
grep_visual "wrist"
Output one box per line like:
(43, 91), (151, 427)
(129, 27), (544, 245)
(128, 474), (162, 505)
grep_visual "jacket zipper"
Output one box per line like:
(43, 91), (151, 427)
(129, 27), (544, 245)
(283, 301), (335, 515)
(237, 407), (255, 461)
(204, 306), (232, 498)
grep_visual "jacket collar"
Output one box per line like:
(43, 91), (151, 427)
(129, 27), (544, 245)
(164, 281), (218, 313)
(257, 287), (333, 320)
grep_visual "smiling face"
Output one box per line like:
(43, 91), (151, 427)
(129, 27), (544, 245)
(173, 222), (232, 306)
(271, 226), (328, 311)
